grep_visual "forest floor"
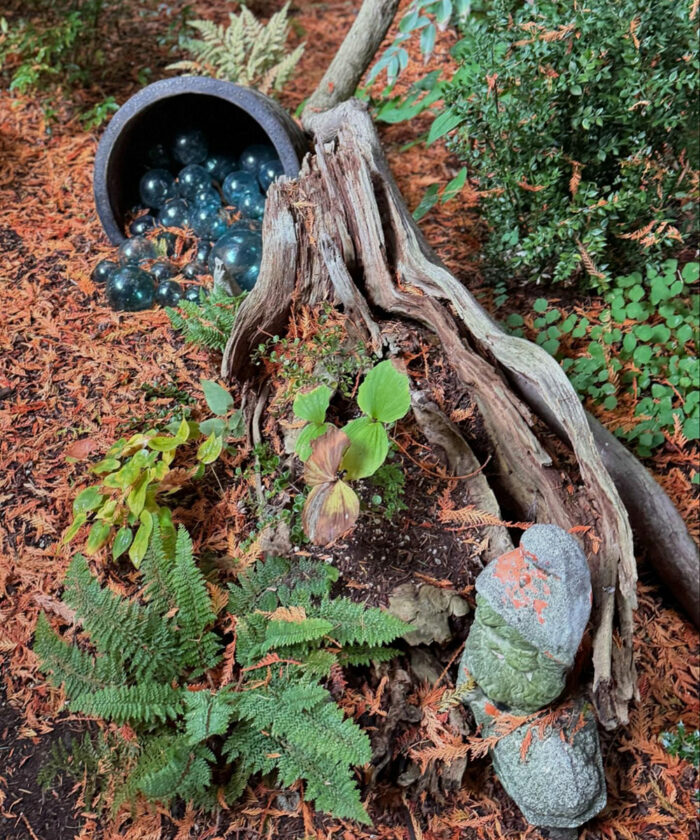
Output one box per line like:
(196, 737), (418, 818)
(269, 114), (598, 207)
(0, 1), (698, 839)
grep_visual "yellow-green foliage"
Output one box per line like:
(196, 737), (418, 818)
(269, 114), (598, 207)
(168, 3), (304, 95)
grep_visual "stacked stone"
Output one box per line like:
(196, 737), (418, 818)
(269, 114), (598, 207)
(459, 524), (607, 832)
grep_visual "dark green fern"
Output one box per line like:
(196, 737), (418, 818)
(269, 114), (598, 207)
(35, 526), (410, 823)
(166, 288), (245, 353)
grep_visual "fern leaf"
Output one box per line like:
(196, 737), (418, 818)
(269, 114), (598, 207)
(317, 597), (411, 647)
(262, 617), (333, 651)
(72, 682), (184, 724)
(184, 688), (237, 745)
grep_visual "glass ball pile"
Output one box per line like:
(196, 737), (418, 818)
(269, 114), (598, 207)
(93, 129), (283, 311)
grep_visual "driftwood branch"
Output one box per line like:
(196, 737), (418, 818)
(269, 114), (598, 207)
(302, 0), (400, 124)
(222, 99), (643, 728)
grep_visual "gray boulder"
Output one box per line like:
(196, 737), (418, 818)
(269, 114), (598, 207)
(475, 524), (591, 667)
(468, 689), (607, 829)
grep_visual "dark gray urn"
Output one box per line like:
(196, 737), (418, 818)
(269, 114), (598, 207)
(93, 77), (308, 244)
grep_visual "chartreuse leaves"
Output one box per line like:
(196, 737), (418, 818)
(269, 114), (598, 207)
(63, 393), (240, 564)
(356, 360), (410, 423)
(341, 417), (389, 480)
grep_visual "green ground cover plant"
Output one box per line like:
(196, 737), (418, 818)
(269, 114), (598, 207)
(166, 288), (246, 353)
(507, 261), (699, 456)
(36, 525), (410, 822)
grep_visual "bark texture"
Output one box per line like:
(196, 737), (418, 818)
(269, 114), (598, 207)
(222, 99), (643, 728)
(302, 0), (400, 120)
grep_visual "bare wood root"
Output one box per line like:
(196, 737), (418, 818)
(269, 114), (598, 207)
(410, 390), (514, 562)
(223, 100), (647, 727)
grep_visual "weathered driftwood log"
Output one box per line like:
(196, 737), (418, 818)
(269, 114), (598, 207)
(222, 99), (641, 728)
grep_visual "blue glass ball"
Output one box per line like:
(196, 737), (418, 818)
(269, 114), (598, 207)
(158, 198), (191, 229)
(221, 170), (259, 206)
(183, 284), (206, 302)
(239, 191), (266, 220)
(239, 144), (277, 173)
(204, 154), (236, 184)
(238, 258), (260, 291)
(129, 214), (157, 237)
(118, 236), (156, 265)
(182, 261), (206, 279)
(151, 260), (177, 282)
(139, 169), (177, 210)
(92, 258), (118, 284)
(155, 279), (183, 307)
(191, 204), (227, 238)
(195, 240), (212, 265)
(106, 266), (155, 311)
(208, 229), (261, 283)
(177, 164), (212, 199)
(192, 186), (221, 208)
(258, 159), (284, 192)
(172, 129), (208, 166)
(147, 142), (172, 169)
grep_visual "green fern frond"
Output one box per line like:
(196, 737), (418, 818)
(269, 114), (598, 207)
(317, 597), (412, 647)
(34, 612), (124, 697)
(184, 688), (237, 745)
(166, 289), (244, 354)
(262, 617), (333, 651)
(63, 554), (179, 681)
(71, 682), (184, 724)
(166, 3), (303, 96)
(338, 644), (401, 667)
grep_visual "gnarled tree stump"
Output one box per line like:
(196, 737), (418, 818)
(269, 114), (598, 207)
(221, 100), (644, 728)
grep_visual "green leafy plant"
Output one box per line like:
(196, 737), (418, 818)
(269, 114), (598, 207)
(429, 0), (699, 285)
(294, 361), (411, 544)
(660, 721), (700, 768)
(35, 526), (410, 821)
(167, 2), (304, 95)
(64, 380), (243, 565)
(509, 261), (699, 456)
(166, 288), (246, 353)
(369, 461), (407, 520)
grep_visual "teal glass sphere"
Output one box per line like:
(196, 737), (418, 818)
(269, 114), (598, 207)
(204, 154), (236, 184)
(239, 144), (277, 174)
(178, 164), (212, 199)
(222, 170), (259, 206)
(155, 279), (183, 307)
(106, 266), (155, 311)
(92, 259), (118, 285)
(158, 198), (191, 229)
(129, 214), (157, 237)
(118, 236), (156, 265)
(258, 159), (283, 192)
(208, 229), (261, 283)
(172, 129), (208, 166)
(139, 169), (177, 209)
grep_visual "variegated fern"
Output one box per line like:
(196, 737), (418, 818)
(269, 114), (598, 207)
(167, 3), (304, 95)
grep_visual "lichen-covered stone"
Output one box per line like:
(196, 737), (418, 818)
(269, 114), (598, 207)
(475, 524), (591, 667)
(462, 594), (568, 711)
(388, 583), (469, 646)
(467, 689), (606, 829)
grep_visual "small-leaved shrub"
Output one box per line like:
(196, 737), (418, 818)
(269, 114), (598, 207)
(507, 262), (699, 456)
(437, 0), (699, 285)
(36, 526), (410, 822)
(64, 380), (243, 564)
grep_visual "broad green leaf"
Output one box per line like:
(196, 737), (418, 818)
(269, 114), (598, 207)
(91, 457), (120, 475)
(85, 521), (111, 556)
(126, 474), (149, 517)
(112, 526), (133, 560)
(62, 512), (87, 544)
(293, 385), (332, 424)
(95, 498), (118, 522)
(110, 457), (143, 486)
(73, 486), (104, 515)
(357, 360), (411, 423)
(148, 435), (181, 452)
(441, 167), (467, 203)
(198, 417), (227, 438)
(341, 417), (389, 479)
(413, 183), (439, 220)
(681, 262), (699, 284)
(197, 431), (223, 465)
(129, 510), (153, 568)
(227, 410), (245, 438)
(427, 108), (464, 145)
(201, 379), (234, 416)
(295, 422), (332, 462)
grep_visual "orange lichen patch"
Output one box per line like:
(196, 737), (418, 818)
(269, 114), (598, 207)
(491, 547), (551, 624)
